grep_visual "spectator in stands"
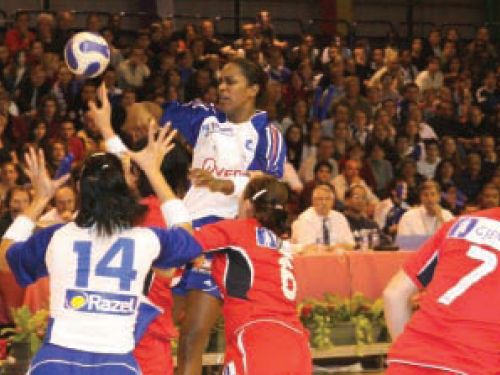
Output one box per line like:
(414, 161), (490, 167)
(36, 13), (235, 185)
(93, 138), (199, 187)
(302, 120), (321, 162)
(367, 142), (393, 197)
(475, 70), (498, 114)
(299, 160), (334, 213)
(397, 180), (454, 238)
(465, 26), (497, 84)
(118, 47), (151, 91)
(343, 184), (381, 249)
(458, 104), (489, 151)
(0, 186), (31, 236)
(57, 119), (85, 164)
(51, 64), (80, 118)
(38, 185), (77, 224)
(37, 94), (62, 139)
(398, 158), (425, 205)
(71, 81), (97, 127)
(0, 161), (22, 202)
(410, 37), (426, 71)
(86, 13), (103, 34)
(53, 11), (74, 54)
(399, 49), (419, 85)
(332, 159), (379, 210)
(335, 76), (371, 121)
(101, 28), (125, 70)
(299, 136), (338, 183)
(5, 13), (35, 56)
(422, 29), (442, 60)
(313, 59), (345, 120)
(480, 135), (498, 181)
(292, 184), (354, 251)
(439, 135), (462, 169)
(368, 53), (403, 91)
(36, 13), (57, 54)
(16, 64), (51, 115)
(428, 100), (459, 138)
(282, 124), (302, 168)
(200, 19), (222, 55)
(456, 151), (486, 202)
(350, 108), (370, 146)
(415, 56), (443, 92)
(24, 119), (49, 153)
(417, 139), (441, 179)
(374, 180), (409, 239)
(477, 183), (500, 209)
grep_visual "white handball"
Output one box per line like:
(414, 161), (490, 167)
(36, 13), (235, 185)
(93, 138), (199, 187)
(64, 32), (110, 79)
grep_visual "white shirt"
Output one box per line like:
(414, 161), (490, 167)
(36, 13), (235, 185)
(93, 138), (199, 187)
(417, 157), (441, 180)
(415, 70), (444, 92)
(291, 207), (355, 246)
(397, 206), (454, 237)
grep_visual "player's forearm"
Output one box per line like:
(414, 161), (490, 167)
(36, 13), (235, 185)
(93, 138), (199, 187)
(383, 270), (418, 340)
(383, 291), (413, 340)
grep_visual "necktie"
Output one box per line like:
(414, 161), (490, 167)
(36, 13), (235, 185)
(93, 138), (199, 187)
(322, 217), (330, 245)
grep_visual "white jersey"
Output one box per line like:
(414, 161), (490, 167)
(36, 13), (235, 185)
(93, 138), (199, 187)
(161, 101), (286, 220)
(6, 222), (201, 354)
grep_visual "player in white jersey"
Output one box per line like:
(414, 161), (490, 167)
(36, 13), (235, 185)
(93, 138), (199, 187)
(0, 126), (202, 374)
(90, 57), (286, 374)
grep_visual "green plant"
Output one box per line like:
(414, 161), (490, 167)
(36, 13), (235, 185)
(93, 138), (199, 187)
(297, 293), (387, 348)
(0, 306), (49, 356)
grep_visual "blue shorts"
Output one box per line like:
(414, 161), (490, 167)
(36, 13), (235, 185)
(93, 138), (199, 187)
(172, 216), (222, 299)
(28, 343), (140, 374)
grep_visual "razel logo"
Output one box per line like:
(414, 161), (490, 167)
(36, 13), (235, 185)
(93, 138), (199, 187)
(201, 158), (249, 178)
(449, 218), (478, 239)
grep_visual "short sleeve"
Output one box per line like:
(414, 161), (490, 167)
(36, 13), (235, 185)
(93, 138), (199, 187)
(6, 224), (63, 287)
(151, 227), (202, 268)
(403, 220), (456, 289)
(249, 122), (286, 178)
(160, 100), (220, 146)
(193, 220), (235, 252)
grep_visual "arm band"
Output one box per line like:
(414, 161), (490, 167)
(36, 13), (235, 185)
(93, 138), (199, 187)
(105, 135), (128, 156)
(160, 199), (191, 227)
(3, 215), (36, 242)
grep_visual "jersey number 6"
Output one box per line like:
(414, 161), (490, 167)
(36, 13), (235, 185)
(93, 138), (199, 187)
(279, 254), (297, 301)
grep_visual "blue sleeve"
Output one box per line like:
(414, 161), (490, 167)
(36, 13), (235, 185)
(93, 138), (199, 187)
(6, 224), (63, 287)
(151, 227), (202, 269)
(249, 122), (286, 178)
(159, 100), (220, 146)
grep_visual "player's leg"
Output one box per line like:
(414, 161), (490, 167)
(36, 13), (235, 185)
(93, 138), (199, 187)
(176, 289), (222, 375)
(231, 322), (312, 375)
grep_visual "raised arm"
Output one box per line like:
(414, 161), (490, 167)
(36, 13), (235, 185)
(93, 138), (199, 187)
(0, 148), (69, 271)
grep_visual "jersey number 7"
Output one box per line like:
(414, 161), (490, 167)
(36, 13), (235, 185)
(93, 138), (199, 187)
(73, 238), (137, 292)
(438, 245), (497, 305)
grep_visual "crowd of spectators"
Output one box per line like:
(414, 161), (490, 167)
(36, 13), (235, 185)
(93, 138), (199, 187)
(0, 9), (499, 250)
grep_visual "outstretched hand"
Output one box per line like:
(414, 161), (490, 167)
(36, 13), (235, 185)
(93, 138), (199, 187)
(87, 82), (115, 140)
(24, 147), (69, 200)
(127, 120), (177, 174)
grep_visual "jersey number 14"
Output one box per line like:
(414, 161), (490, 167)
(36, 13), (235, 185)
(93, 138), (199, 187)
(73, 238), (137, 292)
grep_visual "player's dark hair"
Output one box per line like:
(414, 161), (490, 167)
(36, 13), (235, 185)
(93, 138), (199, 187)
(75, 152), (147, 236)
(228, 57), (268, 107)
(243, 175), (288, 236)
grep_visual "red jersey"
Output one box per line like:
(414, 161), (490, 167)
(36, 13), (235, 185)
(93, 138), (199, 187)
(389, 208), (500, 375)
(193, 218), (304, 336)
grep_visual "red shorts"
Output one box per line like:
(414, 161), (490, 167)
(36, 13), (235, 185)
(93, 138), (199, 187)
(386, 362), (464, 375)
(133, 333), (173, 375)
(224, 321), (311, 375)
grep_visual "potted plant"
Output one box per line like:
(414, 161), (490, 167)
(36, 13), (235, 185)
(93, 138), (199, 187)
(0, 306), (49, 374)
(298, 293), (387, 349)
